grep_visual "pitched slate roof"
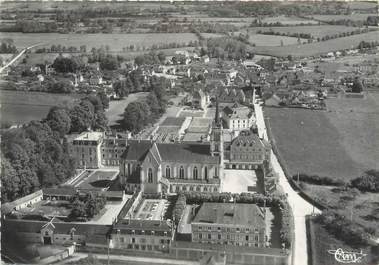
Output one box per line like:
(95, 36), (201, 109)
(157, 143), (218, 164)
(231, 130), (263, 147)
(121, 140), (151, 161)
(122, 141), (219, 164)
(114, 219), (172, 232)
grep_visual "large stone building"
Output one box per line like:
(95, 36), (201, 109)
(222, 103), (255, 131)
(120, 104), (224, 195)
(191, 203), (266, 247)
(111, 219), (174, 252)
(225, 129), (271, 170)
(68, 131), (128, 168)
(68, 132), (103, 169)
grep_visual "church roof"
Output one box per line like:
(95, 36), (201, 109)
(122, 140), (219, 164)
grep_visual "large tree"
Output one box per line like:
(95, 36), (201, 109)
(46, 107), (72, 137)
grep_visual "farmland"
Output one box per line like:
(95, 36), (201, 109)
(265, 93), (379, 180)
(248, 34), (306, 47)
(260, 15), (319, 25)
(0, 90), (81, 125)
(0, 32), (200, 51)
(251, 31), (379, 57)
(308, 13), (378, 22)
(247, 25), (362, 39)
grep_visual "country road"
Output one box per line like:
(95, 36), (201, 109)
(0, 43), (42, 74)
(254, 102), (322, 265)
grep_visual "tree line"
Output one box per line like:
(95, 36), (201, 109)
(122, 77), (168, 133)
(293, 170), (379, 193)
(0, 41), (17, 54)
(1, 93), (109, 203)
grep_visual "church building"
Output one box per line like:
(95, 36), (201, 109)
(120, 102), (224, 195)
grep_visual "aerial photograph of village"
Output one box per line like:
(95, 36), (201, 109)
(0, 0), (378, 265)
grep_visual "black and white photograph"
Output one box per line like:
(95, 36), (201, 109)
(0, 0), (378, 264)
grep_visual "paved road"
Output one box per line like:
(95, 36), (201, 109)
(254, 102), (321, 265)
(56, 252), (197, 265)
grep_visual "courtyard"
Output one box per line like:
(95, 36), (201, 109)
(133, 199), (169, 221)
(221, 169), (257, 194)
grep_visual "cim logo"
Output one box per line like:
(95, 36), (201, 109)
(328, 248), (367, 263)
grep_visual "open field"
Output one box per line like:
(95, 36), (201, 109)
(325, 94), (379, 172)
(251, 31), (379, 57)
(106, 92), (149, 126)
(260, 15), (319, 25)
(308, 13), (378, 22)
(248, 25), (362, 39)
(0, 32), (199, 51)
(265, 107), (361, 180)
(248, 34), (307, 47)
(265, 93), (379, 180)
(0, 90), (81, 125)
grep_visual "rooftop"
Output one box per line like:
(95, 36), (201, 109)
(74, 132), (103, 142)
(122, 140), (219, 164)
(193, 203), (265, 228)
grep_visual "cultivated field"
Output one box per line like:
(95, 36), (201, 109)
(308, 13), (378, 22)
(248, 25), (362, 39)
(0, 90), (81, 125)
(260, 15), (319, 25)
(251, 31), (379, 57)
(248, 34), (307, 47)
(0, 32), (200, 51)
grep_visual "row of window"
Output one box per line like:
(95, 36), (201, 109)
(195, 233), (259, 242)
(170, 185), (218, 193)
(147, 166), (216, 183)
(117, 244), (167, 251)
(195, 240), (260, 248)
(117, 237), (170, 245)
(231, 154), (262, 160)
(197, 226), (260, 233)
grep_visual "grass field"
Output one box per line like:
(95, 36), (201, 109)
(106, 92), (148, 126)
(265, 93), (379, 180)
(309, 13), (378, 22)
(248, 34), (307, 47)
(251, 31), (379, 57)
(248, 25), (361, 39)
(260, 15), (319, 25)
(0, 90), (81, 125)
(0, 32), (199, 51)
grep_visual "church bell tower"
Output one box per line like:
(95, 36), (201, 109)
(210, 98), (224, 157)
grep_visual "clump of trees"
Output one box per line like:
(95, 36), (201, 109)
(1, 94), (108, 203)
(122, 77), (168, 133)
(172, 193), (186, 224)
(295, 170), (379, 193)
(134, 51), (166, 66)
(52, 56), (85, 73)
(351, 170), (379, 193)
(0, 40), (17, 53)
(291, 174), (346, 186)
(315, 211), (372, 247)
(69, 193), (107, 220)
(206, 37), (247, 61)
